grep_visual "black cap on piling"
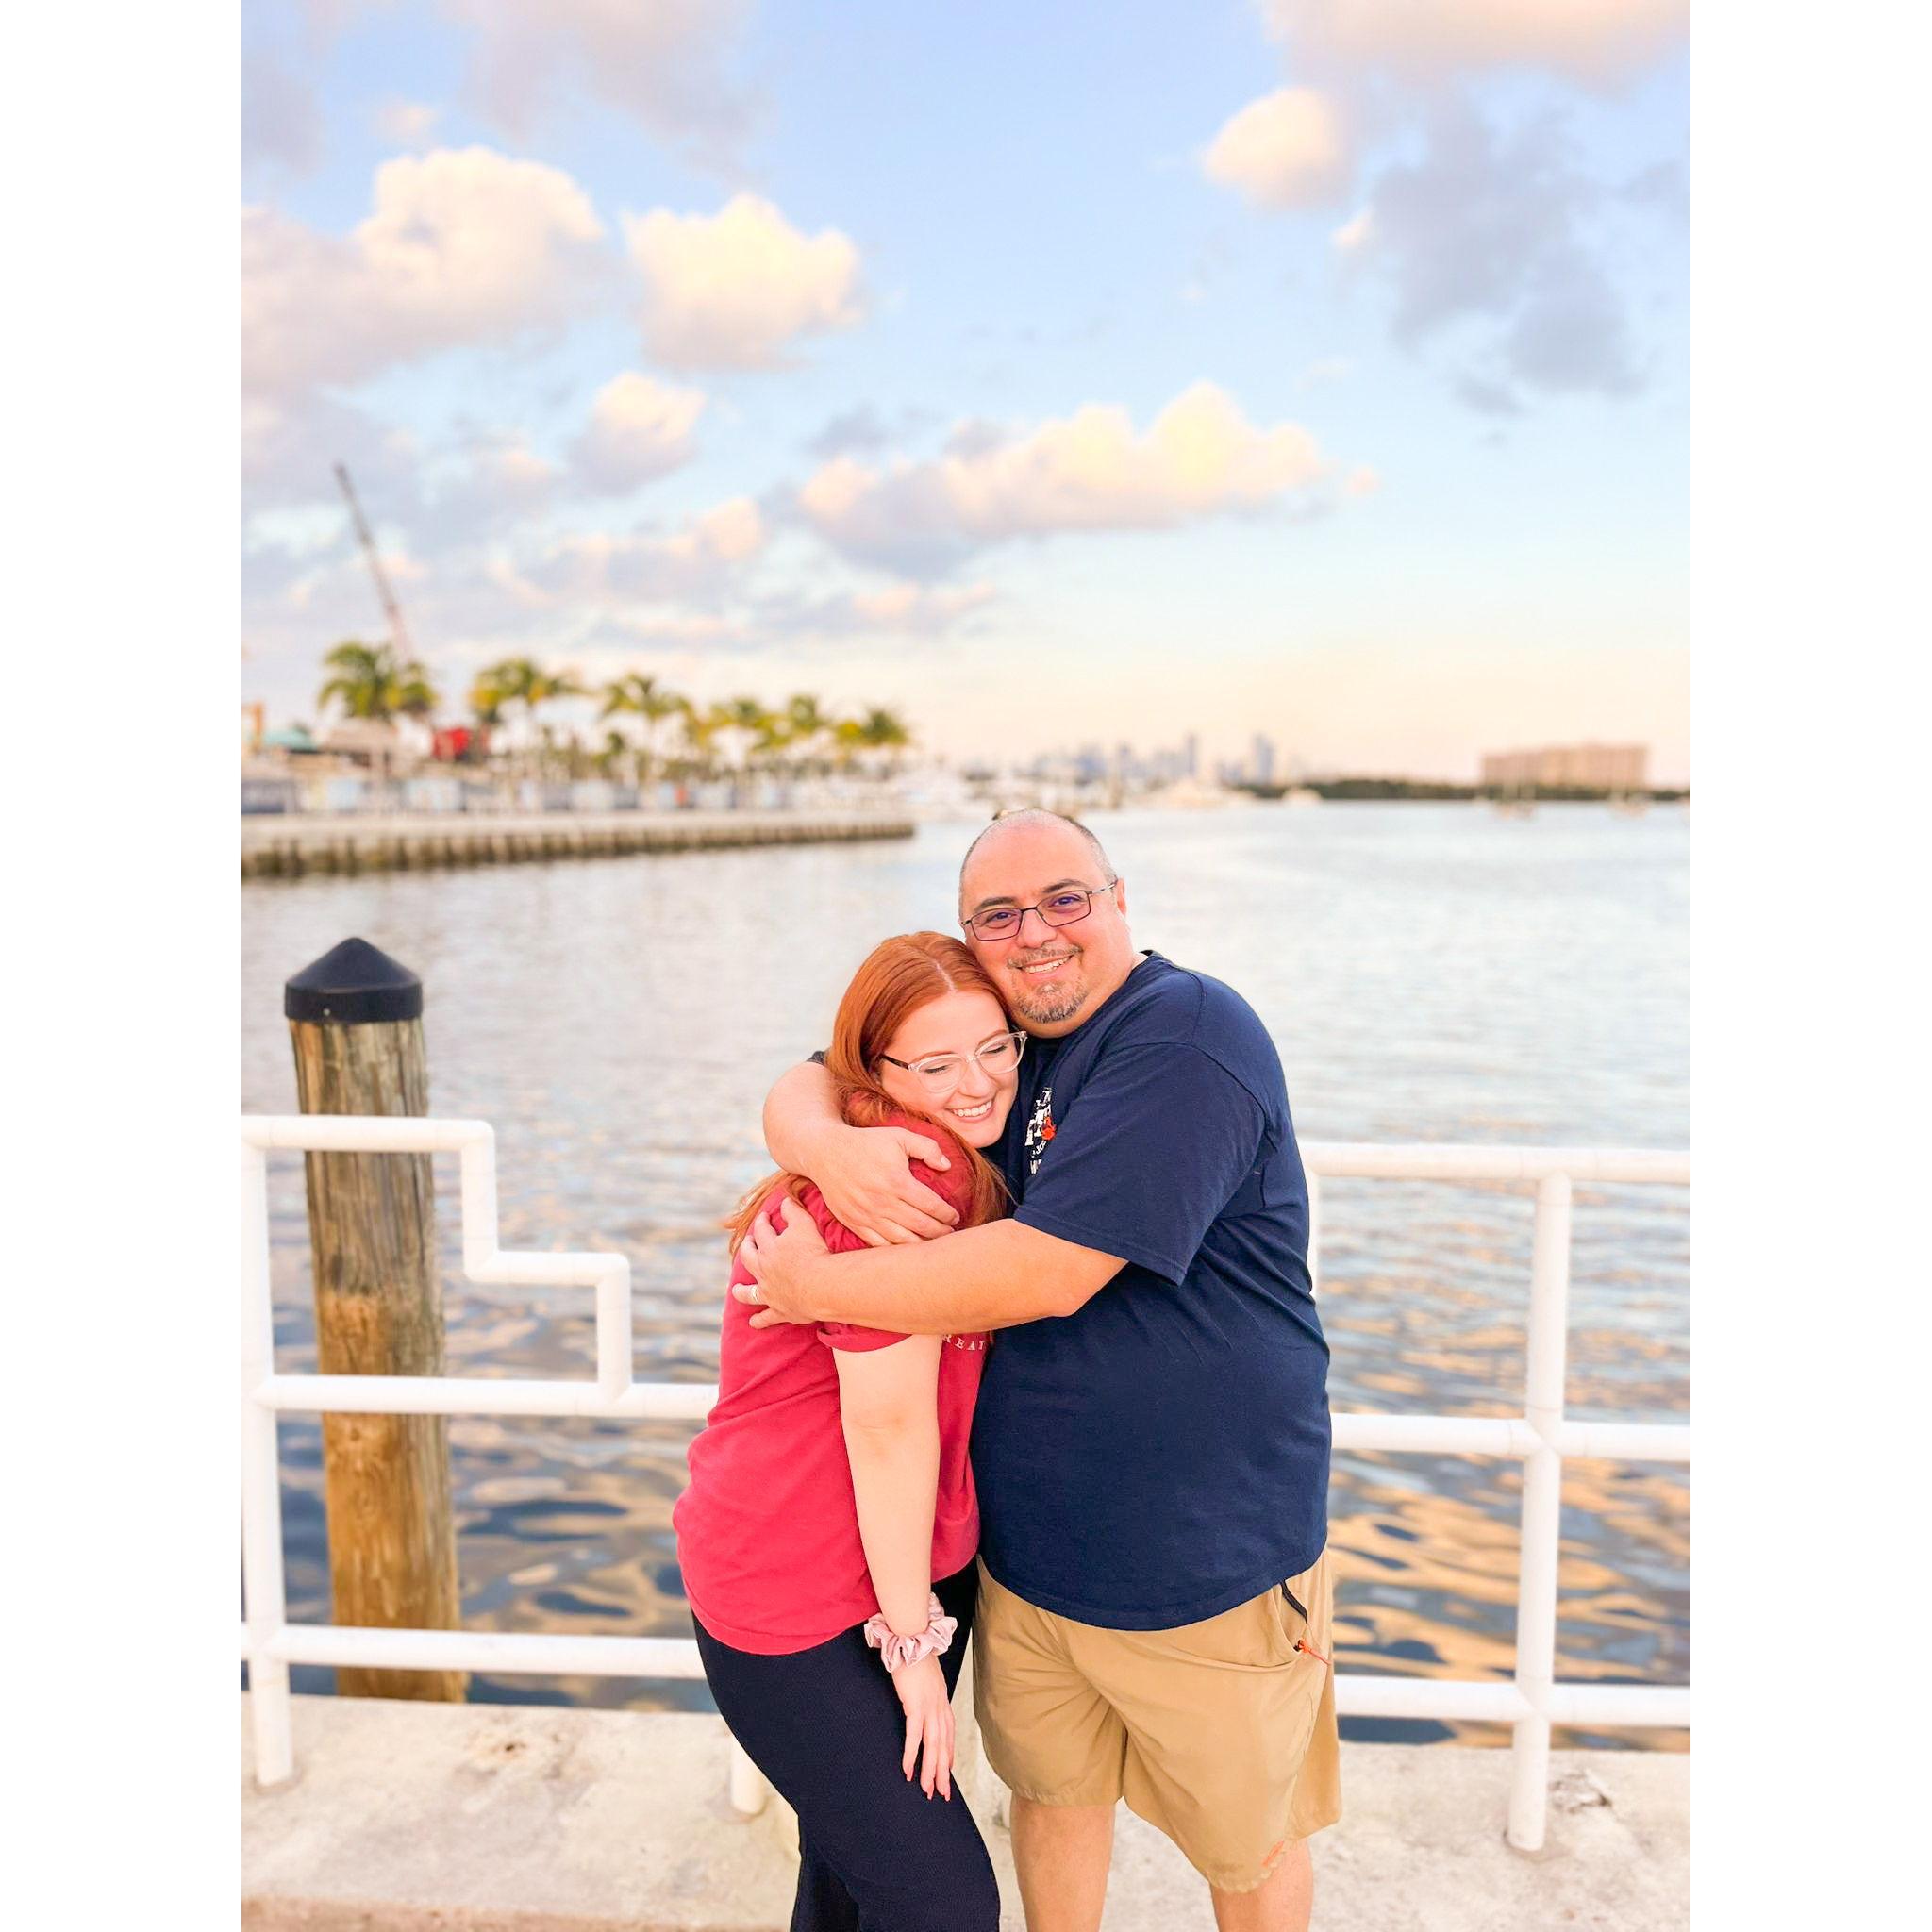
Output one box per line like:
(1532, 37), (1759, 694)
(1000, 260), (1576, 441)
(285, 937), (424, 1024)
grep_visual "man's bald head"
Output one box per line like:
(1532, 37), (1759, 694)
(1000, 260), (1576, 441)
(958, 809), (1114, 906)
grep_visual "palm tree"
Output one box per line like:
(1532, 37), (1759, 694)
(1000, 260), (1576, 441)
(318, 640), (439, 722)
(714, 697), (790, 796)
(781, 693), (832, 777)
(469, 673), (506, 728)
(678, 698), (727, 779)
(855, 708), (913, 774)
(473, 657), (581, 777)
(830, 715), (869, 773)
(599, 674), (685, 788)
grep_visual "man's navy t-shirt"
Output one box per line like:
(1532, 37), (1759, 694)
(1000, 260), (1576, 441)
(972, 951), (1331, 1630)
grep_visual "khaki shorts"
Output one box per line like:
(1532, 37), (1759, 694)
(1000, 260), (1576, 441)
(973, 1548), (1341, 1893)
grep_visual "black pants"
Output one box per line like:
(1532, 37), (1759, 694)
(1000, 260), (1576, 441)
(694, 1564), (999, 1932)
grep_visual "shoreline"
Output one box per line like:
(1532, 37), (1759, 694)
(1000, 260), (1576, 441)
(241, 808), (916, 879)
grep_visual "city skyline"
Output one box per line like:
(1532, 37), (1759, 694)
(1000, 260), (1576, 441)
(243, 2), (1690, 786)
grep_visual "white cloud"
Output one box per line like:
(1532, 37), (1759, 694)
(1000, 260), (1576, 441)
(243, 145), (608, 398)
(1258, 0), (1688, 85)
(573, 373), (708, 491)
(1346, 105), (1641, 401)
(1204, 87), (1351, 209)
(374, 98), (442, 148)
(748, 579), (999, 645)
(408, 432), (562, 548)
(625, 193), (865, 369)
(693, 496), (766, 562)
(850, 582), (996, 630)
(1331, 207), (1374, 252)
(244, 55), (325, 175)
(799, 382), (1329, 571)
(530, 495), (769, 601)
(441, 0), (752, 152)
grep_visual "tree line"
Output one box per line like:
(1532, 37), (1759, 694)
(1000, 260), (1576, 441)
(314, 640), (913, 780)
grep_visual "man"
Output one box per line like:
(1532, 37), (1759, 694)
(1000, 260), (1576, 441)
(739, 809), (1338, 1932)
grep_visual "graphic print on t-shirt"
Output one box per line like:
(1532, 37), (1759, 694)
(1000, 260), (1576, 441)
(1024, 1083), (1056, 1174)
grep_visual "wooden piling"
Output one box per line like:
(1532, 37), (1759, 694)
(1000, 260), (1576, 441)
(286, 938), (465, 1703)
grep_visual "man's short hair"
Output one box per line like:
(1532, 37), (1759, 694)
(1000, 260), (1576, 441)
(958, 808), (1115, 905)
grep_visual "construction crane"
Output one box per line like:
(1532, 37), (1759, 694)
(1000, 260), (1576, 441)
(333, 462), (415, 660)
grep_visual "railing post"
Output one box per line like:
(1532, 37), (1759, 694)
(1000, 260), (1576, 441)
(286, 938), (465, 1702)
(1508, 1172), (1573, 1851)
(728, 1739), (772, 1817)
(242, 1140), (294, 1784)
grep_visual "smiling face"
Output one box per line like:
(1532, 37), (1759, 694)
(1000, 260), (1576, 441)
(874, 987), (1023, 1147)
(958, 816), (1137, 1037)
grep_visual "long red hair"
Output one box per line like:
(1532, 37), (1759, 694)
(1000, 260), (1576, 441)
(725, 932), (1012, 1250)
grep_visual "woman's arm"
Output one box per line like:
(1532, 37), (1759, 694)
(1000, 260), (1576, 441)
(833, 1333), (958, 1798)
(763, 1062), (961, 1246)
(834, 1335), (945, 1638)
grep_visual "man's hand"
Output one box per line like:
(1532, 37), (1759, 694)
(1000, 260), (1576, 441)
(814, 1124), (960, 1248)
(734, 1197), (832, 1328)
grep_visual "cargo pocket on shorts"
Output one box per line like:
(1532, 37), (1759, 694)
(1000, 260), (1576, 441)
(1276, 1579), (1330, 1668)
(1150, 1590), (1297, 1672)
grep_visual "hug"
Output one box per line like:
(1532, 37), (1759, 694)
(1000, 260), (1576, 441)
(675, 808), (1337, 1932)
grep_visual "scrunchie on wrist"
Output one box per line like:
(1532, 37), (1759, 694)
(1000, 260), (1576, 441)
(862, 1593), (958, 1673)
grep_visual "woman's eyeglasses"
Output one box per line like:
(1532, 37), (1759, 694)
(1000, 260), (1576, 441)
(962, 880), (1117, 942)
(880, 1029), (1027, 1097)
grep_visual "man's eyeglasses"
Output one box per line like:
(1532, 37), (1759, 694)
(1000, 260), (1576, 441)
(880, 1029), (1027, 1097)
(962, 879), (1118, 942)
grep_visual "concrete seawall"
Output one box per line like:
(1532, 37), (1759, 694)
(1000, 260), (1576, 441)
(242, 809), (917, 880)
(242, 1695), (1689, 1931)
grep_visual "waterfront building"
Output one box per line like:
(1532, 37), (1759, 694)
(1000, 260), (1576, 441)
(1481, 743), (1650, 791)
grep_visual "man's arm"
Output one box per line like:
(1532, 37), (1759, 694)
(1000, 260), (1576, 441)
(738, 1208), (1122, 1334)
(762, 1061), (959, 1245)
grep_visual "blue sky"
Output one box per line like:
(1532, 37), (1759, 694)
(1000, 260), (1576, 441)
(242, 1), (1690, 781)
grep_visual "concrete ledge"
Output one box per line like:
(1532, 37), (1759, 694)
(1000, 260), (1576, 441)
(244, 1696), (1688, 1932)
(240, 810), (916, 879)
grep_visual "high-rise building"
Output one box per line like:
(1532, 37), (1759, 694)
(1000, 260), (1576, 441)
(1182, 732), (1199, 780)
(1251, 734), (1277, 787)
(1481, 743), (1650, 791)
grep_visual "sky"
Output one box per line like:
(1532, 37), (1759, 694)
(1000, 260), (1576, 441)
(242, 1), (1690, 783)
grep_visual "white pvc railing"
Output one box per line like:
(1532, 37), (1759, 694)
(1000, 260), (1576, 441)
(241, 1117), (1690, 1852)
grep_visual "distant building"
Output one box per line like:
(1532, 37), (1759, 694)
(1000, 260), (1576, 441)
(1251, 734), (1277, 787)
(1481, 743), (1650, 791)
(1182, 733), (1199, 780)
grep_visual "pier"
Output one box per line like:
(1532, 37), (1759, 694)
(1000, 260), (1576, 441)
(241, 944), (1690, 1929)
(242, 1694), (1690, 1931)
(241, 808), (916, 879)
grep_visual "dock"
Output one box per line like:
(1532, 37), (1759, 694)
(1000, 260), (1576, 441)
(242, 1694), (1689, 1931)
(242, 809), (917, 879)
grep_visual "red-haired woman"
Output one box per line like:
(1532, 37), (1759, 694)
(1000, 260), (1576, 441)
(673, 933), (1022, 1932)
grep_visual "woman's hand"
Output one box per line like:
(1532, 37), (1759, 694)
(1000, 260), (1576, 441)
(817, 1124), (960, 1248)
(891, 1652), (955, 1800)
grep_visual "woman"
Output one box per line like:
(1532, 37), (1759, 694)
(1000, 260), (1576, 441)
(673, 932), (1023, 1932)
